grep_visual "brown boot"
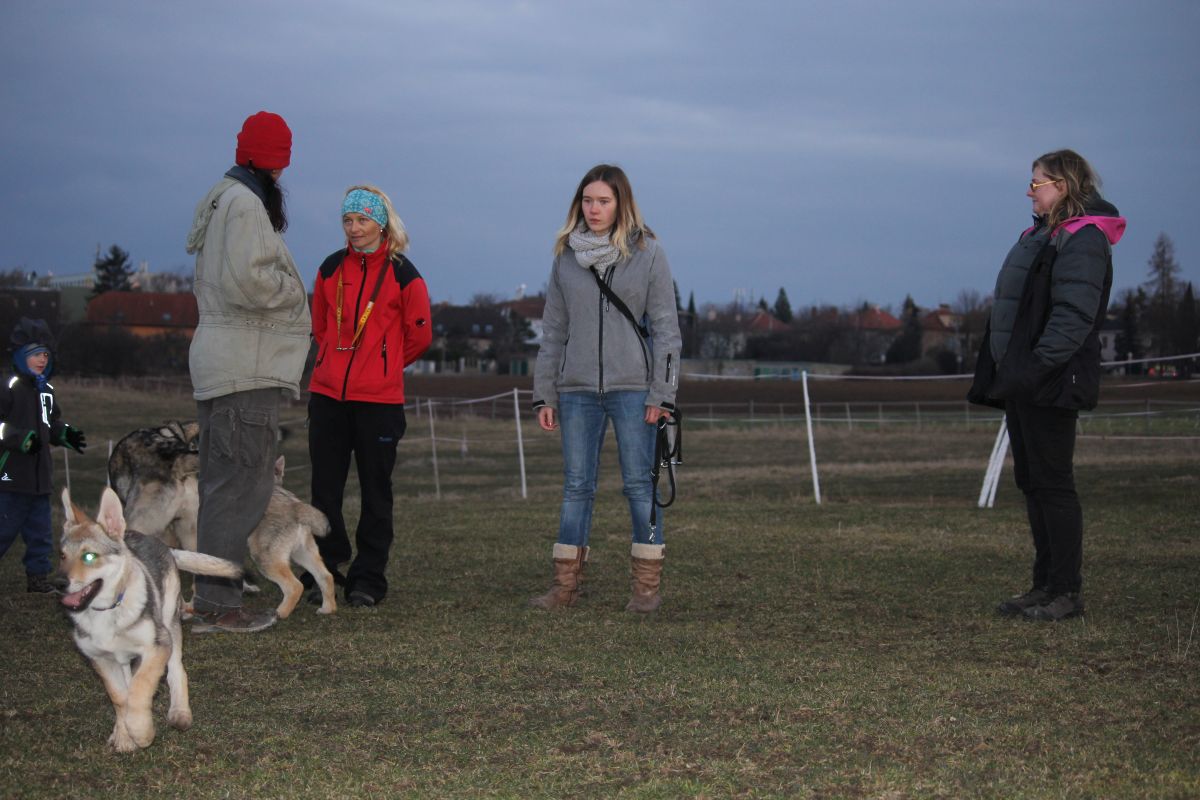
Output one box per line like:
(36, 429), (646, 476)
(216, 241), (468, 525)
(625, 543), (664, 613)
(529, 544), (587, 609)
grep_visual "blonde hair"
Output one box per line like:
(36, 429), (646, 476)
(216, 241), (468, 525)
(553, 164), (654, 260)
(344, 184), (409, 259)
(1032, 149), (1102, 230)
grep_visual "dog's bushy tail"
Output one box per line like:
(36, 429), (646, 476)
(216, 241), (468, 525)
(297, 505), (331, 539)
(171, 550), (243, 579)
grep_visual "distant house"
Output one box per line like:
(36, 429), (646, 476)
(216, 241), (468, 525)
(86, 292), (198, 338)
(498, 295), (546, 346)
(697, 307), (790, 359)
(828, 305), (901, 365)
(920, 304), (963, 355)
(0, 288), (64, 342)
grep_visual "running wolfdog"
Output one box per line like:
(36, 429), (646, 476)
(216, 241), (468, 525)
(59, 487), (242, 752)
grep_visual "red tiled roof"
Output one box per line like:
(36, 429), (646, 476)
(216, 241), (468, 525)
(845, 306), (901, 331)
(86, 292), (197, 329)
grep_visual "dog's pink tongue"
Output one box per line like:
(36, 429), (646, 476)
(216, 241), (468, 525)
(61, 587), (87, 610)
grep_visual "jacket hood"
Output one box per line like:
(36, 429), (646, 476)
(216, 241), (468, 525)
(9, 317), (55, 380)
(186, 176), (240, 254)
(1034, 195), (1126, 245)
(1063, 195), (1125, 245)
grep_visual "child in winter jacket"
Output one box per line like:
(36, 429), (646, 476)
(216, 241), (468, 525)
(0, 318), (87, 592)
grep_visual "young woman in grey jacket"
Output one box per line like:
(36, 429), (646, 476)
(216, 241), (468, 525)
(530, 164), (682, 613)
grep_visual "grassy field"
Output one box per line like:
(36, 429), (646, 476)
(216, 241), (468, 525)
(1, 383), (1197, 798)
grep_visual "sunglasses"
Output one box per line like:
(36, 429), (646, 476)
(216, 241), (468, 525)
(1029, 178), (1059, 191)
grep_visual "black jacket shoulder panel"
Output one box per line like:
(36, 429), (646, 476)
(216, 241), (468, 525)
(391, 255), (422, 288)
(318, 249), (349, 279)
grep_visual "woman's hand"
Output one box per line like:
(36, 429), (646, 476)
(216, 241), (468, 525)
(538, 406), (558, 432)
(645, 405), (672, 425)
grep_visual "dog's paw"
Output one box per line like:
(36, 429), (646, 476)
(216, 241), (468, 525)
(168, 707), (193, 731)
(109, 726), (139, 753)
(317, 602), (336, 615)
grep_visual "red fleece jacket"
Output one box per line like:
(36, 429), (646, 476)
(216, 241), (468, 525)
(308, 245), (431, 403)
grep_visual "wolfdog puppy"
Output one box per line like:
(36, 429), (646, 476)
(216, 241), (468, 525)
(250, 456), (337, 618)
(59, 487), (242, 752)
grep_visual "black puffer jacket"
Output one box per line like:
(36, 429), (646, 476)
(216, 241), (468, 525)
(969, 199), (1126, 411)
(0, 372), (67, 494)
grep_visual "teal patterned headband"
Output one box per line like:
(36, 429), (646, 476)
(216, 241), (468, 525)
(342, 189), (387, 227)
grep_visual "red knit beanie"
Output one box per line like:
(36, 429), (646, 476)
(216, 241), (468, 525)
(235, 111), (292, 170)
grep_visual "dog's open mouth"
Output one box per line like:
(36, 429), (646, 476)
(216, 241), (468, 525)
(61, 579), (103, 612)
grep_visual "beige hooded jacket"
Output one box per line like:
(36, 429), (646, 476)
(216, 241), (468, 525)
(186, 175), (311, 401)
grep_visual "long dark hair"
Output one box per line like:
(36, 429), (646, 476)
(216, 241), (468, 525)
(247, 164), (288, 232)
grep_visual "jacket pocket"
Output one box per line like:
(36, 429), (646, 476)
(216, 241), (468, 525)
(382, 338), (389, 376)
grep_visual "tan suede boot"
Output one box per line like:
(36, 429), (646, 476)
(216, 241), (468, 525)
(625, 543), (664, 613)
(529, 544), (588, 609)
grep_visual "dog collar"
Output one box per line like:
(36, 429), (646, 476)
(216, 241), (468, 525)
(92, 591), (125, 611)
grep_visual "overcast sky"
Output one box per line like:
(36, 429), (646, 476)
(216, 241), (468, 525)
(2, 1), (1197, 312)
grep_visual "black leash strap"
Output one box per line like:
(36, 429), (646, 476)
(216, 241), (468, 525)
(650, 408), (683, 532)
(590, 267), (649, 338)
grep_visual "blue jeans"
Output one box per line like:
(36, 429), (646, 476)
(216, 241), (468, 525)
(0, 492), (52, 575)
(556, 391), (661, 548)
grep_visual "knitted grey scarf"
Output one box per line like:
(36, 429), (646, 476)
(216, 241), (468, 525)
(569, 223), (621, 274)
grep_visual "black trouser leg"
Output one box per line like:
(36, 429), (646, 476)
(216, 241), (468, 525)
(308, 393), (354, 575)
(345, 403), (405, 601)
(1005, 400), (1083, 595)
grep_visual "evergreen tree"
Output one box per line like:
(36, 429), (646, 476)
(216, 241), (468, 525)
(91, 244), (134, 298)
(757, 297), (769, 312)
(1114, 288), (1146, 374)
(686, 291), (696, 319)
(773, 287), (793, 323)
(1142, 233), (1181, 355)
(1174, 282), (1198, 356)
(673, 280), (682, 312)
(885, 295), (922, 364)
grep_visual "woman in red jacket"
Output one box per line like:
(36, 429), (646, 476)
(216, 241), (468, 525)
(306, 185), (432, 607)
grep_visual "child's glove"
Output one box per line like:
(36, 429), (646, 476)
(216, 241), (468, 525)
(63, 426), (87, 454)
(20, 431), (40, 454)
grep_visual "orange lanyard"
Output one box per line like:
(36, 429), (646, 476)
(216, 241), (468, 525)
(334, 250), (388, 351)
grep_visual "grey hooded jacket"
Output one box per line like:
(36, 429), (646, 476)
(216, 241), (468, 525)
(185, 174), (311, 401)
(533, 234), (681, 411)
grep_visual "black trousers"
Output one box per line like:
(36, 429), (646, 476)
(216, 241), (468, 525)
(308, 393), (406, 601)
(1004, 400), (1083, 595)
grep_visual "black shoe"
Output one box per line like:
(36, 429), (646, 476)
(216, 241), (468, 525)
(191, 607), (277, 633)
(996, 587), (1051, 617)
(347, 590), (377, 608)
(26, 573), (61, 594)
(1024, 593), (1085, 622)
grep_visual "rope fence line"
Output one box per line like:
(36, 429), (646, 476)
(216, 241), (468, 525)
(73, 366), (1196, 506)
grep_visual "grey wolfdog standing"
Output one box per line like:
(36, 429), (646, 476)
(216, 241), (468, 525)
(107, 422), (337, 618)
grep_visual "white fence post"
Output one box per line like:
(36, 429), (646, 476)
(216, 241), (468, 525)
(427, 399), (440, 500)
(978, 416), (1009, 509)
(513, 387), (527, 500)
(802, 370), (822, 505)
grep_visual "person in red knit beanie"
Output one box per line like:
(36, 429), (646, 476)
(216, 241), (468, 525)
(183, 111), (310, 633)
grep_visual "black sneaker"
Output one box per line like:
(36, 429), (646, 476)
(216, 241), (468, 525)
(996, 587), (1051, 617)
(26, 573), (61, 594)
(1024, 593), (1085, 622)
(191, 607), (277, 633)
(347, 590), (377, 608)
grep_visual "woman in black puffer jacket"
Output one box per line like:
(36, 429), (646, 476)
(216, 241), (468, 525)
(969, 149), (1126, 622)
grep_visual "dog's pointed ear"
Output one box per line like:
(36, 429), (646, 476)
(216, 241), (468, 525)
(61, 488), (88, 525)
(274, 455), (285, 480)
(97, 487), (127, 541)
